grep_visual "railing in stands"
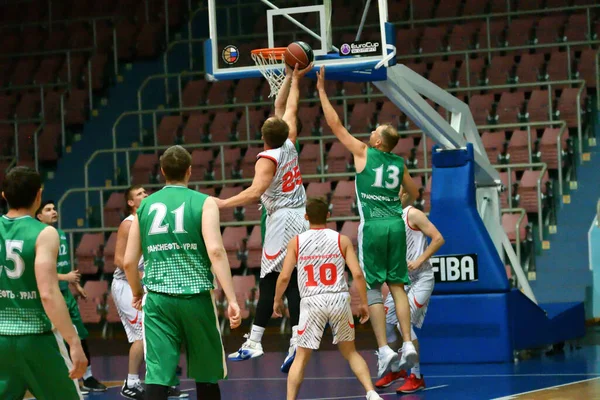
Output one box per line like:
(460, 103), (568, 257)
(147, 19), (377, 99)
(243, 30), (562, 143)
(0, 118), (44, 172)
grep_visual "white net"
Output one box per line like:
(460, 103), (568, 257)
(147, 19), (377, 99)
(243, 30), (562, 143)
(251, 50), (286, 98)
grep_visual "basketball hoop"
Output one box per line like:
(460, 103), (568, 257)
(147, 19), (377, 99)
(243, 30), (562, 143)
(251, 48), (287, 98)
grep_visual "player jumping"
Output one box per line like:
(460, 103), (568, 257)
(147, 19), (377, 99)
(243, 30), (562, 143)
(374, 189), (444, 394)
(317, 66), (420, 378)
(36, 199), (107, 393)
(216, 64), (312, 372)
(124, 146), (241, 400)
(273, 197), (383, 400)
(0, 166), (87, 399)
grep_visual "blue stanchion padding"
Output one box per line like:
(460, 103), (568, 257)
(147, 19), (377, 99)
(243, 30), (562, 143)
(428, 143), (510, 293)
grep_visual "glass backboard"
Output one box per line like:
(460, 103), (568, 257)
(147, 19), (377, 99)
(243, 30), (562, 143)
(205, 0), (395, 82)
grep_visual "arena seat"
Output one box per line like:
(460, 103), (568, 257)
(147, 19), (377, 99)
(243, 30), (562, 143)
(103, 232), (118, 275)
(206, 81), (234, 106)
(183, 114), (210, 143)
(157, 115), (183, 146)
(239, 108), (268, 141)
(222, 227), (248, 270)
(463, 0), (487, 16)
(305, 182), (332, 199)
(556, 87), (586, 128)
(505, 18), (536, 48)
(233, 78), (260, 104)
(78, 296), (102, 324)
(225, 275), (257, 321)
(525, 90), (554, 122)
(219, 186), (244, 222)
(499, 171), (518, 208)
(495, 92), (525, 124)
(507, 130), (533, 164)
(544, 51), (571, 82)
(65, 89), (89, 126)
(76, 233), (104, 275)
(210, 111), (238, 144)
(245, 226), (262, 270)
(331, 181), (357, 217)
(487, 56), (515, 87)
(536, 16), (567, 45)
(181, 80), (208, 112)
(577, 49), (597, 89)
(131, 153), (158, 184)
(38, 124), (61, 163)
(325, 142), (351, 174)
(481, 131), (506, 163)
(340, 221), (359, 247)
(214, 148), (241, 180)
(299, 143), (321, 181)
(469, 94), (494, 125)
(502, 212), (529, 245)
(15, 92), (40, 119)
(539, 127), (568, 170)
(428, 60), (456, 89)
(348, 103), (376, 133)
(105, 294), (122, 324)
(456, 57), (486, 90)
(515, 53), (544, 85)
(84, 280), (109, 301)
(519, 169), (550, 213)
(564, 14), (589, 42)
(103, 192), (124, 228)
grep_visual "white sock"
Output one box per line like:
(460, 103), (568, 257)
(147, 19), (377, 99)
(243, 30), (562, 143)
(249, 325), (265, 343)
(127, 374), (140, 387)
(378, 345), (393, 355)
(366, 390), (379, 399)
(83, 366), (93, 380)
(411, 363), (421, 379)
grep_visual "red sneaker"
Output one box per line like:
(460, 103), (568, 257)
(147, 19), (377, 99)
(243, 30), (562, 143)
(396, 373), (425, 394)
(374, 370), (407, 389)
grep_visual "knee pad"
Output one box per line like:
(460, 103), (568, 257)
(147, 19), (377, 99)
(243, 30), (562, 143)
(367, 286), (383, 306)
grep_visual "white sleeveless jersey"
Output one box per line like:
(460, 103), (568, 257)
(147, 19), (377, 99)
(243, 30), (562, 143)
(403, 206), (433, 281)
(113, 214), (145, 281)
(296, 229), (348, 298)
(258, 139), (306, 215)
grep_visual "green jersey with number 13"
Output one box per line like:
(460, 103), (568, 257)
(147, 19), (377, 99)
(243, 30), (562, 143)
(137, 186), (213, 296)
(0, 215), (52, 335)
(355, 147), (405, 221)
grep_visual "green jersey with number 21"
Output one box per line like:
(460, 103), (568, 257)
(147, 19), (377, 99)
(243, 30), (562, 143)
(137, 185), (214, 296)
(355, 147), (405, 221)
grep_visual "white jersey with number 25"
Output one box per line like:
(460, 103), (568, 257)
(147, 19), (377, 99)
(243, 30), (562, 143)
(258, 139), (306, 215)
(296, 229), (348, 298)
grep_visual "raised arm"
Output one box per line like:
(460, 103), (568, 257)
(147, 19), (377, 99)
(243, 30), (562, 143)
(316, 66), (367, 160)
(123, 215), (144, 301)
(114, 219), (132, 270)
(401, 168), (419, 204)
(341, 235), (369, 324)
(273, 237), (298, 317)
(215, 157), (275, 209)
(35, 226), (88, 378)
(282, 64), (313, 144)
(407, 207), (445, 271)
(274, 65), (293, 118)
(202, 197), (241, 329)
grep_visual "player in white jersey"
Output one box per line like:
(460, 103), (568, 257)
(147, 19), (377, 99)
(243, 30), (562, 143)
(374, 189), (445, 394)
(112, 185), (187, 400)
(273, 197), (382, 400)
(215, 64), (312, 370)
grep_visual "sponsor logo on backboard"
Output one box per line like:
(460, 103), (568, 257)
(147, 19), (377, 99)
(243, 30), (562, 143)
(339, 41), (380, 57)
(431, 254), (479, 283)
(222, 45), (240, 65)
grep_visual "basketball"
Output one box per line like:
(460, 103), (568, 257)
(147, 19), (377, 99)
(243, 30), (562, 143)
(284, 41), (314, 70)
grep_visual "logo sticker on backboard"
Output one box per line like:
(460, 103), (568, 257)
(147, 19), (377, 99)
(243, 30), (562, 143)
(222, 45), (240, 65)
(339, 41), (380, 57)
(431, 254), (479, 283)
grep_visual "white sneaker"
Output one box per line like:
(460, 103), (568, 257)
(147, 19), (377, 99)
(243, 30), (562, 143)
(366, 390), (384, 400)
(281, 326), (298, 373)
(227, 334), (264, 361)
(398, 341), (418, 371)
(376, 347), (399, 378)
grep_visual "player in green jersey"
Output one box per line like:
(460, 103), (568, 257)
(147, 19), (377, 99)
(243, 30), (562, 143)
(317, 66), (421, 379)
(0, 166), (87, 399)
(36, 200), (107, 393)
(124, 145), (241, 400)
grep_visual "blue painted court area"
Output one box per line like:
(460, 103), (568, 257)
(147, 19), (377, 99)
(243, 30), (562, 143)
(65, 342), (600, 400)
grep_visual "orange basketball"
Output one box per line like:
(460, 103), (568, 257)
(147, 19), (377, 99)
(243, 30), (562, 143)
(284, 41), (314, 70)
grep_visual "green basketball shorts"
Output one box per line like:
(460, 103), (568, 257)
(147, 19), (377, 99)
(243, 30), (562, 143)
(62, 290), (89, 340)
(0, 331), (82, 400)
(143, 290), (226, 386)
(358, 218), (410, 289)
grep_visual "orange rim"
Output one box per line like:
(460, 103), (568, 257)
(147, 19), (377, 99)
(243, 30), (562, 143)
(251, 47), (287, 60)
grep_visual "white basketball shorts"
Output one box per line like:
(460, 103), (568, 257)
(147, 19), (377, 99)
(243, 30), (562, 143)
(297, 292), (355, 350)
(385, 273), (435, 329)
(262, 207), (308, 278)
(111, 278), (143, 343)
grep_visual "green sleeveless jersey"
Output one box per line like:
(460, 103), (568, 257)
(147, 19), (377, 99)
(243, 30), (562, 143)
(56, 228), (70, 292)
(137, 185), (214, 295)
(355, 148), (405, 221)
(0, 215), (52, 335)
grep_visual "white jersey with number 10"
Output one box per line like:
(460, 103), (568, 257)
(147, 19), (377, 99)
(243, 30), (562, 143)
(258, 139), (306, 215)
(296, 229), (348, 298)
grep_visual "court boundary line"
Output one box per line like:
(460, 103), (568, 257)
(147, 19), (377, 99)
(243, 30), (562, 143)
(299, 384), (449, 400)
(491, 376), (600, 400)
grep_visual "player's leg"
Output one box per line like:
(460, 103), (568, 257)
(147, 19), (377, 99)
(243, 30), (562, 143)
(287, 347), (312, 400)
(359, 221), (397, 377)
(21, 331), (83, 400)
(181, 291), (226, 399)
(337, 341), (382, 400)
(144, 292), (183, 399)
(281, 268), (301, 372)
(374, 293), (407, 389)
(386, 221), (417, 371)
(0, 335), (28, 400)
(63, 289), (106, 392)
(112, 278), (145, 399)
(395, 326), (425, 394)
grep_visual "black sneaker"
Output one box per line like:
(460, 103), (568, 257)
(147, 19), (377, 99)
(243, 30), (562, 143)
(82, 376), (107, 392)
(121, 380), (145, 399)
(168, 386), (189, 398)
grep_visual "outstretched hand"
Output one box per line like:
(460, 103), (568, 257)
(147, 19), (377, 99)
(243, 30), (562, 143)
(316, 65), (326, 92)
(292, 62), (314, 80)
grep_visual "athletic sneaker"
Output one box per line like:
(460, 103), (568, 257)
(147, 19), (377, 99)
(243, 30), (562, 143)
(398, 341), (418, 371)
(366, 390), (384, 400)
(83, 376), (107, 392)
(280, 327), (298, 373)
(376, 348), (399, 378)
(396, 373), (425, 394)
(228, 334), (264, 361)
(168, 386), (189, 398)
(79, 387), (89, 395)
(375, 370), (407, 388)
(120, 380), (145, 399)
